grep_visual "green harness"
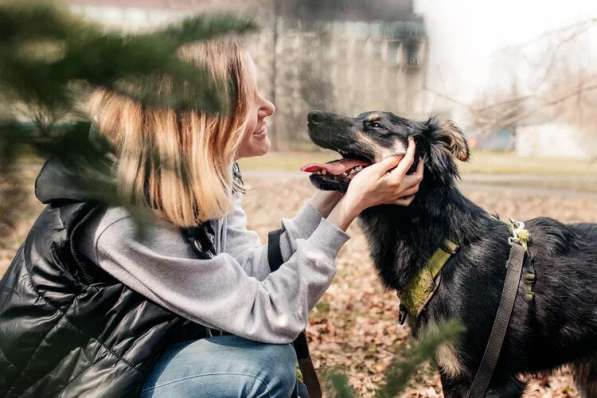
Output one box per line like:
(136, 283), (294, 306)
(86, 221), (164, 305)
(398, 239), (459, 324)
(398, 219), (532, 325)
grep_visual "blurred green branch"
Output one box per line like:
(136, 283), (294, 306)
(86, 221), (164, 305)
(325, 319), (465, 397)
(0, 1), (256, 113)
(0, 0), (256, 230)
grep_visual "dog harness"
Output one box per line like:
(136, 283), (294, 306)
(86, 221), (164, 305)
(398, 239), (460, 325)
(398, 219), (534, 325)
(398, 219), (532, 398)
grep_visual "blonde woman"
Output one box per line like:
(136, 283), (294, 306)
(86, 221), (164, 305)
(0, 41), (423, 398)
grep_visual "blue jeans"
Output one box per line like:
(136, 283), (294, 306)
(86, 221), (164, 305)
(140, 335), (298, 398)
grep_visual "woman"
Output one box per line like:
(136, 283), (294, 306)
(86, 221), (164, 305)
(0, 40), (422, 398)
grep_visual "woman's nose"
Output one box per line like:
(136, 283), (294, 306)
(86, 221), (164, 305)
(261, 98), (275, 117)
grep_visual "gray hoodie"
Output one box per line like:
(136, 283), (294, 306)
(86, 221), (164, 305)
(79, 197), (349, 344)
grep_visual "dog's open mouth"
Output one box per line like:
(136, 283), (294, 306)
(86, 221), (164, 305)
(301, 157), (371, 183)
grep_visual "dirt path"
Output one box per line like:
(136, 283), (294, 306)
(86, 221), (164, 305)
(243, 170), (597, 198)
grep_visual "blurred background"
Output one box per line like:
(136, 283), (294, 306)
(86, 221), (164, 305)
(3, 1), (597, 396)
(69, 0), (597, 157)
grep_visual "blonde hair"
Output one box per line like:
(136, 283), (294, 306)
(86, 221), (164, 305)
(88, 41), (253, 227)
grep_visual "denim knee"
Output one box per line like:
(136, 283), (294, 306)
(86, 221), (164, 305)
(252, 342), (297, 395)
(141, 336), (298, 398)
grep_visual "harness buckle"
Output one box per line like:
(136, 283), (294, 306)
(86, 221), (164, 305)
(507, 219), (529, 251)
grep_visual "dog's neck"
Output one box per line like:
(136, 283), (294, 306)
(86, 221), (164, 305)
(358, 180), (493, 291)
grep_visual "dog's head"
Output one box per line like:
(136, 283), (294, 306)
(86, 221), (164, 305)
(304, 110), (470, 192)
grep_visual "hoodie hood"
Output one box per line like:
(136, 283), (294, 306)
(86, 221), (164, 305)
(35, 156), (116, 204)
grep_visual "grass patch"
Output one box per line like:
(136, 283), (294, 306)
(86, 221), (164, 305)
(239, 150), (597, 176)
(238, 150), (336, 172)
(461, 150), (597, 176)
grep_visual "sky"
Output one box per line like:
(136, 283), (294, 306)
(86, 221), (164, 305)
(415, 0), (597, 106)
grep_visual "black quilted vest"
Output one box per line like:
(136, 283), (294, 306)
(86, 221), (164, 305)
(0, 159), (212, 397)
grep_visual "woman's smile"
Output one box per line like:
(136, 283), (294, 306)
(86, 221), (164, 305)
(234, 53), (275, 160)
(253, 124), (268, 138)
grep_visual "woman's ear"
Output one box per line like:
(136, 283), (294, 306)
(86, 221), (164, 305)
(437, 120), (470, 161)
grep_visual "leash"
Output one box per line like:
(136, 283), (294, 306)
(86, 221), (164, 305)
(466, 220), (529, 398)
(268, 229), (322, 398)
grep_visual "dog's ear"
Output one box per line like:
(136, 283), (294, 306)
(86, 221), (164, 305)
(435, 120), (470, 161)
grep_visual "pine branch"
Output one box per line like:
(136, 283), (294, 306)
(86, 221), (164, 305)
(324, 319), (464, 397)
(149, 13), (257, 45)
(0, 1), (258, 113)
(0, 0), (257, 231)
(0, 1), (87, 43)
(376, 320), (465, 398)
(326, 371), (355, 398)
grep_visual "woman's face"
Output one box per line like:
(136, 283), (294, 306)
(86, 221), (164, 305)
(235, 54), (276, 160)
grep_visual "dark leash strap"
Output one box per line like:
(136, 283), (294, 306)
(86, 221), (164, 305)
(268, 229), (322, 398)
(467, 241), (526, 398)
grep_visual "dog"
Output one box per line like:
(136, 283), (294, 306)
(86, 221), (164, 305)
(304, 110), (597, 397)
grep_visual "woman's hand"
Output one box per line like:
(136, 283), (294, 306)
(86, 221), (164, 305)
(326, 137), (423, 231)
(345, 137), (422, 213)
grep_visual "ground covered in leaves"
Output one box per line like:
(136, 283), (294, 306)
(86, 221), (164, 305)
(240, 175), (597, 398)
(2, 166), (597, 397)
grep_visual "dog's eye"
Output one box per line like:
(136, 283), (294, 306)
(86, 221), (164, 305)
(370, 122), (383, 129)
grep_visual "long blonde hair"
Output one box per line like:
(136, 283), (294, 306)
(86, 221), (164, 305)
(88, 41), (252, 227)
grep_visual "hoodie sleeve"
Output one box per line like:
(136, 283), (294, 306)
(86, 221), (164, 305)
(223, 197), (325, 280)
(87, 207), (349, 344)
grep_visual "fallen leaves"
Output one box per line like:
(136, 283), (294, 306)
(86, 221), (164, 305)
(2, 168), (596, 397)
(241, 176), (597, 397)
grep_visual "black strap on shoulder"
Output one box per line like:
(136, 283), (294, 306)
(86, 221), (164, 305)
(183, 222), (216, 259)
(467, 242), (526, 398)
(267, 228), (311, 359)
(267, 229), (285, 272)
(268, 228), (322, 397)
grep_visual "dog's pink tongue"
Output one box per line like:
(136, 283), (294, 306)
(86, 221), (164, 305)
(301, 159), (369, 175)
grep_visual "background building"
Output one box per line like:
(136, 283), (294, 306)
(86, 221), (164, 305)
(69, 0), (428, 149)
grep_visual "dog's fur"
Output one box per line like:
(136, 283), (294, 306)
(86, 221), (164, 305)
(307, 110), (597, 397)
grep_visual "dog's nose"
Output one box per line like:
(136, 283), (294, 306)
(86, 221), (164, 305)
(308, 111), (326, 124)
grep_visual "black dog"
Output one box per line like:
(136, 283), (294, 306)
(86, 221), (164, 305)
(305, 110), (597, 397)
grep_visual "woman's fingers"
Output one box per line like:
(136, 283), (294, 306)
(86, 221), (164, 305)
(387, 137), (416, 183)
(363, 137), (418, 180)
(393, 157), (423, 202)
(414, 156), (425, 176)
(343, 137), (423, 212)
(370, 153), (401, 177)
(397, 184), (420, 198)
(399, 171), (421, 190)
(402, 158), (424, 185)
(395, 195), (415, 206)
(384, 155), (423, 198)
